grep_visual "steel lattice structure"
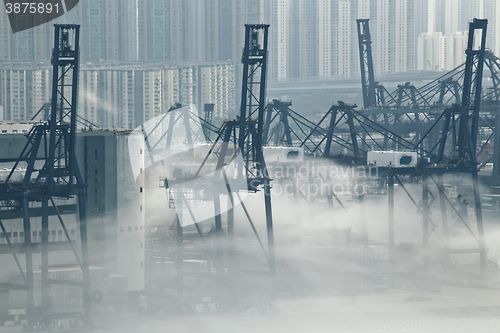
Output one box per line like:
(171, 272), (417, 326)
(0, 25), (92, 329)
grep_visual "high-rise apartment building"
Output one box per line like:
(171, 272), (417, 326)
(0, 66), (51, 121)
(0, 16), (53, 61)
(338, 0), (354, 78)
(0, 0), (265, 63)
(268, 0), (415, 80)
(2, 0), (497, 92)
(0, 62), (236, 128)
(267, 0), (319, 80)
(417, 0), (499, 72)
(64, 0), (136, 62)
(370, 0), (414, 75)
(266, 0), (497, 80)
(205, 0), (265, 62)
(394, 0), (414, 73)
(288, 0), (318, 78)
(138, 0), (264, 63)
(199, 63), (236, 118)
(78, 63), (235, 129)
(443, 0), (460, 35)
(267, 0), (292, 81)
(137, 0), (193, 62)
(137, 0), (172, 62)
(417, 31), (467, 71)
(318, 0), (334, 78)
(0, 0), (137, 62)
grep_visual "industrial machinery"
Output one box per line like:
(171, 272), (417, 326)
(357, 19), (491, 273)
(140, 24), (276, 311)
(260, 18), (495, 278)
(0, 25), (92, 329)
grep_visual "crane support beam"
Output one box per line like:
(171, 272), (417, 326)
(356, 19), (377, 109)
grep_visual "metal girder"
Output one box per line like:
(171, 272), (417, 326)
(352, 21), (500, 173)
(0, 204), (77, 220)
(437, 78), (461, 105)
(156, 24), (276, 293)
(356, 18), (397, 110)
(0, 25), (92, 328)
(236, 23), (276, 276)
(457, 19), (488, 162)
(263, 99), (293, 146)
(239, 24), (270, 175)
(356, 19), (377, 109)
(203, 103), (215, 140)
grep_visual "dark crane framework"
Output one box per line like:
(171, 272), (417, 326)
(378, 19), (490, 273)
(0, 25), (92, 328)
(355, 19), (500, 169)
(195, 23), (276, 276)
(139, 24), (276, 301)
(262, 19), (497, 165)
(199, 24), (275, 277)
(265, 19), (500, 174)
(262, 19), (493, 275)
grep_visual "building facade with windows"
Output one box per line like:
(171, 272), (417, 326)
(416, 0), (499, 72)
(0, 62), (236, 128)
(266, 0), (416, 80)
(0, 66), (51, 121)
(0, 129), (146, 291)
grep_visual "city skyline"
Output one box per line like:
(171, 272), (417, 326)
(266, 0), (500, 81)
(0, 4), (499, 328)
(0, 0), (499, 125)
(0, 61), (236, 128)
(1, 1), (497, 74)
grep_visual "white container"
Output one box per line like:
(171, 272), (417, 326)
(367, 151), (418, 168)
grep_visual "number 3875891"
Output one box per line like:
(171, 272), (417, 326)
(5, 2), (60, 14)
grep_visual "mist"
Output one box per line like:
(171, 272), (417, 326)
(1, 1), (500, 332)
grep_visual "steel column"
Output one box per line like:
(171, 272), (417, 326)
(23, 197), (34, 327)
(227, 194), (234, 273)
(472, 170), (486, 273)
(358, 189), (368, 248)
(422, 178), (430, 271)
(356, 19), (377, 109)
(437, 175), (451, 266)
(324, 109), (338, 157)
(41, 198), (50, 313)
(493, 114), (500, 185)
(176, 213), (183, 296)
(388, 173), (395, 259)
(77, 191), (91, 316)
